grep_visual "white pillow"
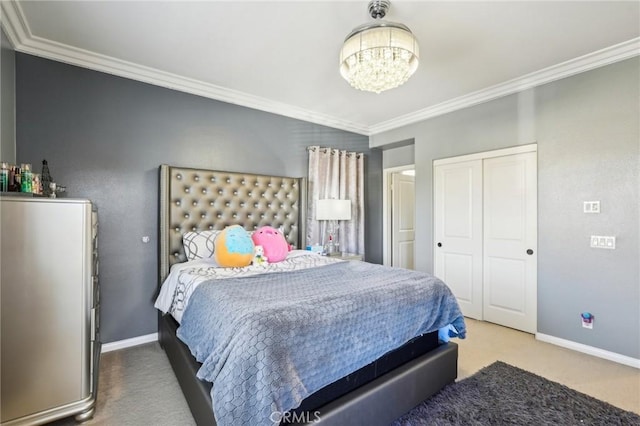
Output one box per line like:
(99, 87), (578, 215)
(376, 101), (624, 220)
(182, 230), (221, 260)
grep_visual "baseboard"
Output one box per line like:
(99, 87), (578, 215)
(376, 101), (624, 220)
(101, 332), (159, 353)
(535, 333), (640, 369)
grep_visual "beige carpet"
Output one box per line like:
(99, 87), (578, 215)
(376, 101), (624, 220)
(52, 319), (639, 425)
(457, 319), (640, 415)
(51, 343), (195, 426)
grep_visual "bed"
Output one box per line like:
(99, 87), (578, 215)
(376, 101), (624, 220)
(156, 164), (465, 426)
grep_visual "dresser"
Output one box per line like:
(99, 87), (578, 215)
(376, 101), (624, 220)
(0, 197), (100, 425)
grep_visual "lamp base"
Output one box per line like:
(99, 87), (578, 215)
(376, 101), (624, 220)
(324, 241), (337, 256)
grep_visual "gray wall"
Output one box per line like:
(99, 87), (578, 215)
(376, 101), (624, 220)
(1, 27), (15, 163)
(15, 53), (382, 344)
(382, 144), (414, 170)
(371, 58), (639, 359)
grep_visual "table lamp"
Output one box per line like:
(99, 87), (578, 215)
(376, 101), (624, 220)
(316, 199), (351, 255)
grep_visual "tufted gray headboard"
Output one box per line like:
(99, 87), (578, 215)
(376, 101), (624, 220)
(159, 164), (306, 285)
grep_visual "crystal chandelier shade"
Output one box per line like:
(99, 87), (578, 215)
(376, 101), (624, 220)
(339, 1), (419, 94)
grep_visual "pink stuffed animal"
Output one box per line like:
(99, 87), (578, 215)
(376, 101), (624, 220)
(252, 226), (289, 263)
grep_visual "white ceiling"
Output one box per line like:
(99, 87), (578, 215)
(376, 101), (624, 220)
(2, 1), (639, 135)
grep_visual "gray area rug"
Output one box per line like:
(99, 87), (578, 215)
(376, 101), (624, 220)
(392, 361), (640, 425)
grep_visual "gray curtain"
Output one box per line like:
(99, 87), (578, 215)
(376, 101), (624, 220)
(306, 146), (365, 256)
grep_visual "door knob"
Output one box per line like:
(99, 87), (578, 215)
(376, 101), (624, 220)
(437, 242), (442, 247)
(526, 249), (534, 255)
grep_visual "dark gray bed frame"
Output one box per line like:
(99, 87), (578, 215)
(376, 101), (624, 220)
(158, 164), (458, 425)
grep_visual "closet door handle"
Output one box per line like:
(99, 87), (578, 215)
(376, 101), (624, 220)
(437, 242), (442, 248)
(526, 249), (534, 255)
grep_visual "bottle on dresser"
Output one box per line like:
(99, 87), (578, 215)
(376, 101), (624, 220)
(12, 165), (20, 192)
(20, 164), (32, 193)
(0, 162), (44, 195)
(0, 163), (8, 192)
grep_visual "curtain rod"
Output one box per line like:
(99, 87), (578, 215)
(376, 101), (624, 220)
(306, 146), (363, 158)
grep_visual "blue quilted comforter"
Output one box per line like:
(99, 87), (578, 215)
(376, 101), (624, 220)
(177, 260), (466, 426)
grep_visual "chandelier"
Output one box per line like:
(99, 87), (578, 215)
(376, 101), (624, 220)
(339, 0), (419, 94)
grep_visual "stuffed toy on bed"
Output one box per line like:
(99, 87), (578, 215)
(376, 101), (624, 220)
(214, 225), (255, 267)
(252, 226), (289, 263)
(253, 245), (269, 266)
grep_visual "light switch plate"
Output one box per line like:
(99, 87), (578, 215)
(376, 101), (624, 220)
(583, 201), (600, 213)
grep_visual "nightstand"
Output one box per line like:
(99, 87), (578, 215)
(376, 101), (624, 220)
(328, 253), (363, 261)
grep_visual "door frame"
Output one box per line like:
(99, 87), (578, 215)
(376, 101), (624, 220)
(433, 143), (537, 166)
(382, 164), (415, 267)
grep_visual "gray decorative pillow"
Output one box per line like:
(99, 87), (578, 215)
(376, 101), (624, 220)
(182, 230), (220, 260)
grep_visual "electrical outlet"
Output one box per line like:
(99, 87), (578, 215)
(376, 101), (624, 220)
(590, 235), (615, 249)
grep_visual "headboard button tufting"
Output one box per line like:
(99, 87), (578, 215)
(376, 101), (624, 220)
(162, 166), (303, 279)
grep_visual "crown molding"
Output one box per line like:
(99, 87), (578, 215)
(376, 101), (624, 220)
(0, 0), (370, 136)
(0, 0), (30, 48)
(369, 37), (640, 135)
(2, 0), (638, 138)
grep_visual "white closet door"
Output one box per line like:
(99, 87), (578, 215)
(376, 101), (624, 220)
(392, 172), (415, 269)
(483, 152), (537, 333)
(434, 160), (483, 319)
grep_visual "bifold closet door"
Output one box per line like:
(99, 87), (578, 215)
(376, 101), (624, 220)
(433, 160), (483, 319)
(483, 152), (537, 333)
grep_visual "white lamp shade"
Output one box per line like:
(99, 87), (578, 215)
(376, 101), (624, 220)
(316, 199), (351, 220)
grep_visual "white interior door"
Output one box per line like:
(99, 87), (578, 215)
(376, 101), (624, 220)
(483, 152), (537, 333)
(391, 172), (415, 269)
(434, 160), (483, 319)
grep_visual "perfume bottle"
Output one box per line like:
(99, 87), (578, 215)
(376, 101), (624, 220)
(0, 162), (8, 192)
(13, 166), (21, 192)
(21, 163), (32, 193)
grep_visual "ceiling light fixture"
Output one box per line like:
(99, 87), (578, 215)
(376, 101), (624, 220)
(339, 0), (419, 94)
